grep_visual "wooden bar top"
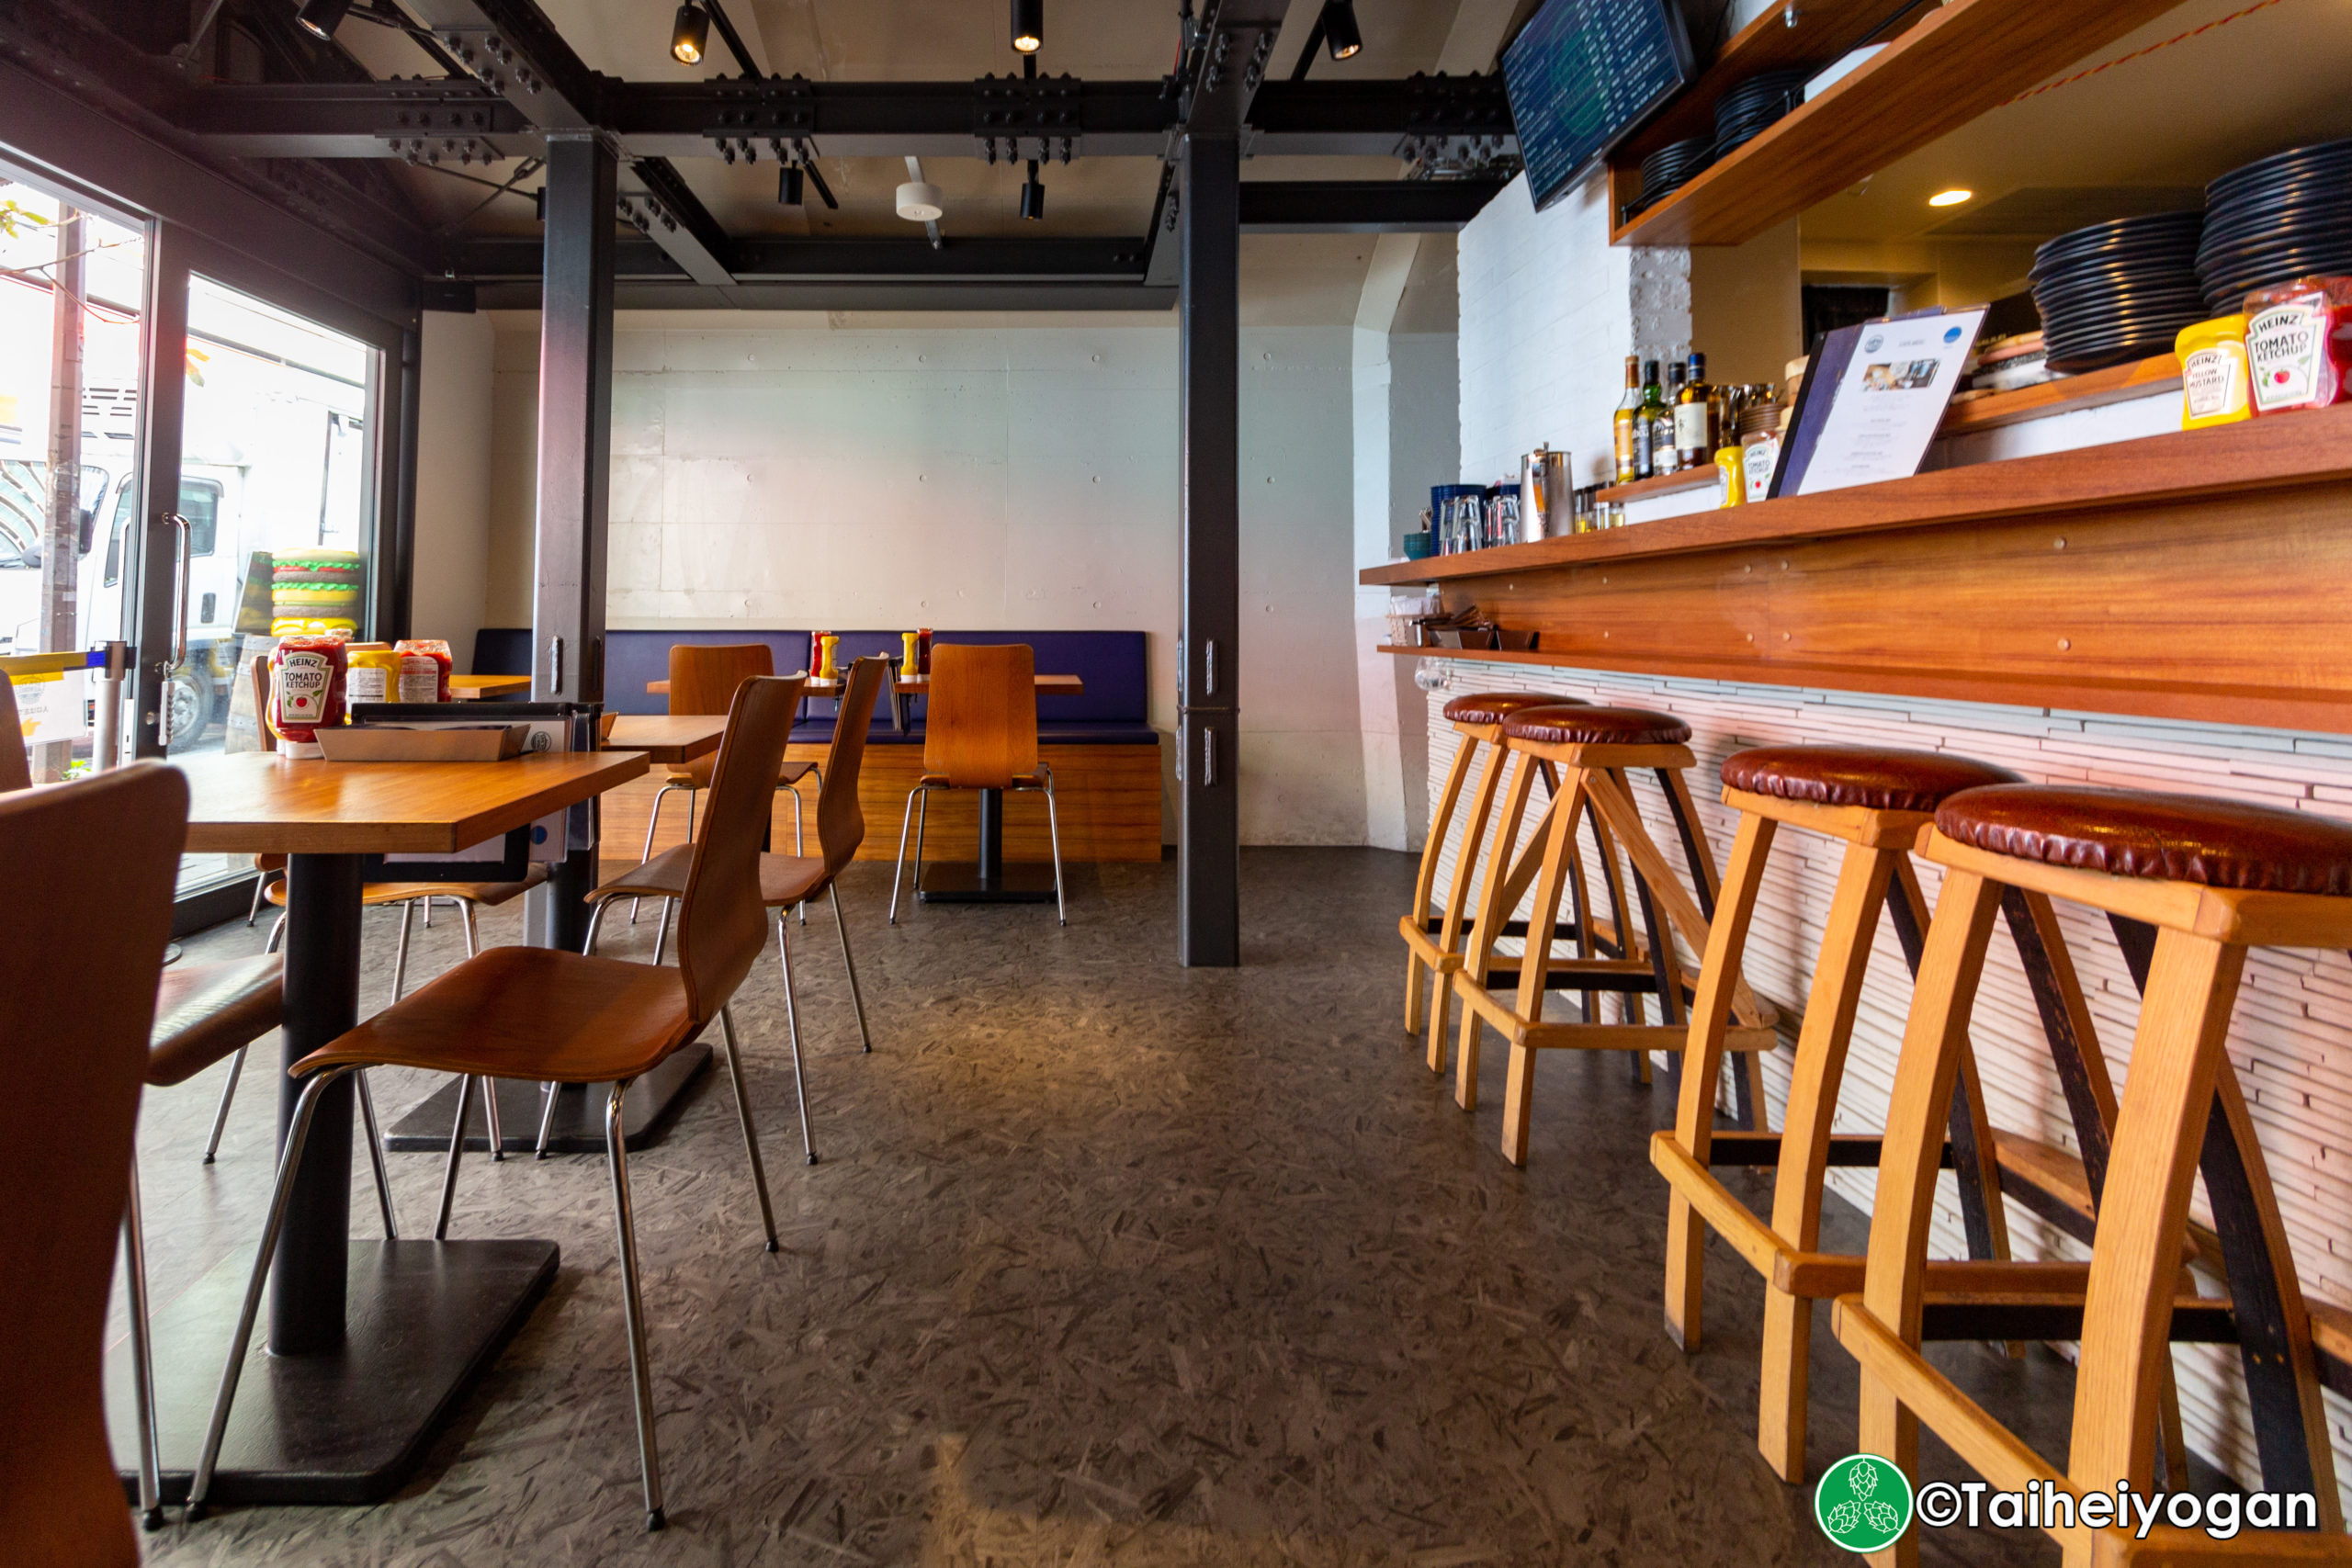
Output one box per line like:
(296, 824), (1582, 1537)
(1369, 407), (2352, 737)
(175, 750), (648, 855)
(449, 673), (532, 699)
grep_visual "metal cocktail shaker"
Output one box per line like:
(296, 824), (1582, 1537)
(1521, 446), (1570, 541)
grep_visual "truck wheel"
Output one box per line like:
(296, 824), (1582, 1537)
(164, 671), (213, 752)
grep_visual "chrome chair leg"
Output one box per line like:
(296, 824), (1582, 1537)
(244, 871), (269, 927)
(456, 900), (505, 1160)
(187, 1066), (352, 1520)
(913, 786), (929, 885)
(423, 894), (435, 930)
(582, 898), (609, 956)
(888, 784), (923, 925)
(202, 1045), (247, 1164)
(831, 884), (872, 1053)
(604, 1079), (666, 1532)
(534, 1081), (561, 1160)
(632, 781), (682, 925)
(266, 912), (285, 953)
(1042, 767), (1068, 926)
(653, 897), (675, 965)
(718, 1005), (780, 1247)
(788, 783), (807, 924)
(356, 1070), (398, 1238)
(776, 916), (817, 1164)
(122, 1161), (164, 1530)
(390, 897), (415, 1004)
(433, 1074), (475, 1240)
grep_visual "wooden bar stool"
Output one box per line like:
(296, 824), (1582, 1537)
(1648, 745), (2030, 1482)
(1451, 705), (1779, 1166)
(1402, 691), (1589, 1061)
(1836, 784), (2352, 1567)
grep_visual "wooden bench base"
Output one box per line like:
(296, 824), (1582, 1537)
(601, 739), (1163, 865)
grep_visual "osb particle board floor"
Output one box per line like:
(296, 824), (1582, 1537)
(129, 848), (2075, 1566)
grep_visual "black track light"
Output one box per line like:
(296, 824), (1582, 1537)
(297, 0), (354, 40)
(1020, 160), (1045, 220)
(778, 164), (805, 207)
(671, 3), (709, 64)
(1320, 0), (1362, 61)
(1011, 0), (1043, 54)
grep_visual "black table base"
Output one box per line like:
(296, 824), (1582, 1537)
(109, 1238), (557, 1506)
(917, 785), (1058, 905)
(384, 1044), (710, 1155)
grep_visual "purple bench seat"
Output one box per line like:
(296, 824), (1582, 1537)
(471, 627), (1157, 745)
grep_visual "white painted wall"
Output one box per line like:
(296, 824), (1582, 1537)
(408, 310), (494, 671)
(482, 313), (1369, 845)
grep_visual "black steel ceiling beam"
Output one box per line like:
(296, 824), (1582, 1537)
(1237, 177), (1506, 231)
(622, 155), (733, 286)
(398, 0), (603, 130)
(166, 75), (1518, 163)
(447, 233), (1152, 283)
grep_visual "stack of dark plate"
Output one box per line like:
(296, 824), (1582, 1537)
(1631, 136), (1714, 215)
(2198, 139), (2352, 315)
(1713, 68), (1811, 157)
(2029, 211), (2206, 374)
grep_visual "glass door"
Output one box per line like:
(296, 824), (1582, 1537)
(0, 181), (147, 784)
(168, 274), (380, 895)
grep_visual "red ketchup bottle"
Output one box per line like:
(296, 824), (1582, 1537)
(270, 635), (347, 758)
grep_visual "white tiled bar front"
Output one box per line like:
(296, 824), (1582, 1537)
(1414, 654), (2352, 1498)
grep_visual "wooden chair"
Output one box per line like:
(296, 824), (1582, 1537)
(635, 641), (820, 939)
(1404, 692), (1595, 1066)
(888, 641), (1067, 925)
(1450, 704), (1778, 1166)
(1834, 784), (2352, 1567)
(187, 675), (808, 1533)
(558, 656), (890, 1163)
(1648, 745), (2046, 1483)
(0, 762), (187, 1568)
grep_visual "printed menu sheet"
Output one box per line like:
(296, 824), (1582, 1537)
(1790, 307), (1986, 496)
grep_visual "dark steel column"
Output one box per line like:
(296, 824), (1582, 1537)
(526, 131), (616, 953)
(1177, 130), (1240, 967)
(269, 853), (362, 1352)
(129, 220), (190, 761)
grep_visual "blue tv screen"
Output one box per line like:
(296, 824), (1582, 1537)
(1502, 0), (1695, 212)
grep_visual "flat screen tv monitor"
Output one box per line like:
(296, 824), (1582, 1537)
(1502, 0), (1696, 213)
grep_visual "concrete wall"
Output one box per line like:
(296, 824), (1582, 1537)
(483, 313), (1370, 845)
(405, 310), (494, 671)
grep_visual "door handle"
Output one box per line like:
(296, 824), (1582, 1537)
(157, 512), (190, 745)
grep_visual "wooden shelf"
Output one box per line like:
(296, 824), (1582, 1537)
(1609, 0), (2186, 248)
(1940, 354), (2180, 436)
(1596, 468), (1716, 505)
(1360, 405), (2352, 735)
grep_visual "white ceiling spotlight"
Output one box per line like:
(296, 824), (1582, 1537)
(896, 156), (944, 222)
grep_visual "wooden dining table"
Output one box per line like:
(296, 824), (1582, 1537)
(123, 747), (645, 1506)
(603, 713), (726, 765)
(448, 672), (532, 700)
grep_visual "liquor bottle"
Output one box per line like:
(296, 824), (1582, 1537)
(1634, 359), (1663, 479)
(1611, 355), (1643, 484)
(1653, 362), (1685, 474)
(1675, 350), (1716, 470)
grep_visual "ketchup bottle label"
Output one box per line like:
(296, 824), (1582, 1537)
(277, 650), (335, 726)
(2248, 301), (2324, 411)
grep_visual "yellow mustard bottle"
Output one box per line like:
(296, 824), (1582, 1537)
(2177, 315), (2252, 430)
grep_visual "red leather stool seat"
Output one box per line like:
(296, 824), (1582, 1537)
(1722, 745), (2023, 815)
(1502, 705), (1690, 749)
(1442, 691), (1583, 727)
(1935, 784), (2352, 895)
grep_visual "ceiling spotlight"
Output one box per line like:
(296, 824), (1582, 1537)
(671, 3), (708, 64)
(1020, 161), (1045, 221)
(1319, 0), (1362, 61)
(1928, 188), (1973, 207)
(297, 0), (354, 40)
(896, 180), (944, 222)
(1012, 0), (1043, 53)
(779, 164), (805, 207)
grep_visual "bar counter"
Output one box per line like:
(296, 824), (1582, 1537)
(1363, 405), (2352, 735)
